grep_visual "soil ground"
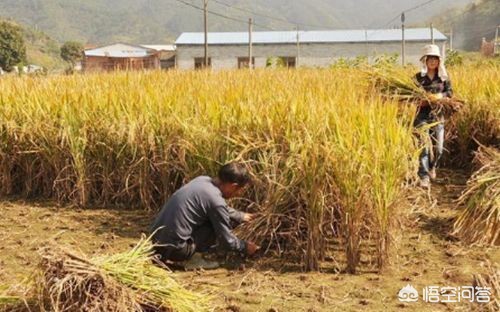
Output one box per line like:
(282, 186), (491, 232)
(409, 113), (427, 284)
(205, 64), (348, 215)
(0, 169), (498, 312)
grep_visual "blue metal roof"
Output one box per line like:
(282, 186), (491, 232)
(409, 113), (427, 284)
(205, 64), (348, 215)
(176, 28), (447, 45)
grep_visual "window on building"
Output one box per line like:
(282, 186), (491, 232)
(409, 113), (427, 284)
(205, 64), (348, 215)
(279, 57), (296, 68)
(237, 57), (255, 69)
(194, 57), (211, 69)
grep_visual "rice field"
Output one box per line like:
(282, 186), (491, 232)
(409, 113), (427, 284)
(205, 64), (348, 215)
(0, 61), (499, 310)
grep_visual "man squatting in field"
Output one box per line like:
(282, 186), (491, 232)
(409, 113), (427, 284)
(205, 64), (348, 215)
(150, 162), (259, 270)
(414, 44), (453, 188)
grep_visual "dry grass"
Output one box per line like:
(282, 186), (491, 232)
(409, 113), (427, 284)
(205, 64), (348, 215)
(473, 261), (500, 311)
(35, 236), (212, 312)
(454, 146), (500, 246)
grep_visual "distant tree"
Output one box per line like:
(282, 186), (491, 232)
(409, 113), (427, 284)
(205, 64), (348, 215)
(60, 41), (84, 68)
(0, 20), (27, 72)
(266, 57), (285, 68)
(445, 49), (463, 66)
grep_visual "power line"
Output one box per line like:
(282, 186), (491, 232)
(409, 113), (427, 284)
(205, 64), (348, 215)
(211, 0), (330, 29)
(370, 0), (438, 29)
(171, 0), (275, 30)
(405, 0), (438, 14)
(367, 0), (439, 40)
(175, 0), (442, 35)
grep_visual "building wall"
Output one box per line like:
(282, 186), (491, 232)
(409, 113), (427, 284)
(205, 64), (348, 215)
(176, 40), (446, 69)
(158, 51), (176, 69)
(159, 51), (176, 59)
(83, 55), (160, 72)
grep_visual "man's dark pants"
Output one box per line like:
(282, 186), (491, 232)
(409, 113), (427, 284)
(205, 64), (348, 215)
(154, 223), (216, 262)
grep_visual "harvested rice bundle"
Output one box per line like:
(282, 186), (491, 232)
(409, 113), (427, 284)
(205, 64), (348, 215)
(0, 294), (21, 305)
(473, 261), (500, 311)
(429, 96), (464, 117)
(369, 67), (427, 102)
(37, 236), (212, 312)
(0, 281), (31, 311)
(369, 67), (463, 117)
(453, 146), (500, 245)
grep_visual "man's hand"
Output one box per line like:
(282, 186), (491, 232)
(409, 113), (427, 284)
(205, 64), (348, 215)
(242, 213), (255, 222)
(245, 241), (260, 256)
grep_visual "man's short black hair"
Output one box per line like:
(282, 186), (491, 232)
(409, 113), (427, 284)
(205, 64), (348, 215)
(218, 162), (251, 186)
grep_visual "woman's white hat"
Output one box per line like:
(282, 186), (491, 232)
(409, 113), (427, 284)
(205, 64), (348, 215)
(420, 44), (448, 81)
(420, 44), (442, 60)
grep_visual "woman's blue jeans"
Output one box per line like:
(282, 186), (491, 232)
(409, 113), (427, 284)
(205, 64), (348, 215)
(414, 112), (445, 179)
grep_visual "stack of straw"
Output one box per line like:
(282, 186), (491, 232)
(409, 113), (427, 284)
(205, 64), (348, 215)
(36, 236), (212, 312)
(453, 146), (500, 246)
(473, 261), (500, 311)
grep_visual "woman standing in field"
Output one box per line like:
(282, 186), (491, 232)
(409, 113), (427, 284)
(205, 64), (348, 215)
(414, 44), (453, 188)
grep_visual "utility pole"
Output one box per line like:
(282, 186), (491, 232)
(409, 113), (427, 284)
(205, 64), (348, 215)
(430, 23), (434, 44)
(495, 25), (499, 55)
(248, 18), (253, 69)
(442, 41), (447, 61)
(401, 12), (405, 66)
(203, 0), (208, 68)
(296, 26), (300, 67)
(449, 28), (453, 51)
(364, 28), (368, 58)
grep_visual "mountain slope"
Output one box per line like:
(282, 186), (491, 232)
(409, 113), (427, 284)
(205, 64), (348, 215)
(0, 0), (473, 44)
(433, 0), (500, 50)
(1, 18), (64, 70)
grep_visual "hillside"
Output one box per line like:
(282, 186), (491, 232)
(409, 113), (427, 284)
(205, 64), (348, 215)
(1, 18), (64, 70)
(433, 0), (500, 50)
(0, 0), (472, 45)
(23, 24), (65, 70)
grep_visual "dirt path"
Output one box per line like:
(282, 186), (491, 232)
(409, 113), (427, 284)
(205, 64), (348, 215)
(0, 169), (498, 311)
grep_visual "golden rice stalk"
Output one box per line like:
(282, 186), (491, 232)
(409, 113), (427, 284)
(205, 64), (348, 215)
(473, 261), (500, 312)
(36, 236), (212, 312)
(0, 273), (35, 309)
(453, 146), (500, 245)
(368, 67), (464, 117)
(0, 294), (21, 305)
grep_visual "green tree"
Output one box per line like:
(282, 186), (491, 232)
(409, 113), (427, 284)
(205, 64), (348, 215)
(265, 56), (285, 68)
(0, 20), (27, 72)
(60, 41), (84, 68)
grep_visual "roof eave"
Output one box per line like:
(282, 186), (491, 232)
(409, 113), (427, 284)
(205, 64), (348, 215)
(176, 38), (447, 45)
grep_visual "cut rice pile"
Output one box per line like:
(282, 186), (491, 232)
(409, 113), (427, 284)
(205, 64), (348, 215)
(36, 237), (212, 312)
(454, 146), (500, 245)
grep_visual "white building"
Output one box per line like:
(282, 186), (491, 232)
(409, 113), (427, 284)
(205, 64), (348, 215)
(83, 43), (176, 71)
(175, 28), (447, 69)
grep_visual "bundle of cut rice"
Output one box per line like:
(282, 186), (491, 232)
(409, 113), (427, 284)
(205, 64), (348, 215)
(473, 261), (500, 311)
(37, 236), (212, 312)
(369, 67), (464, 117)
(0, 294), (22, 305)
(453, 146), (500, 246)
(0, 281), (31, 310)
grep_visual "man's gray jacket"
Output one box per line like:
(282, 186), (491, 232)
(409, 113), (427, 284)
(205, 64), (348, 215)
(150, 176), (247, 252)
